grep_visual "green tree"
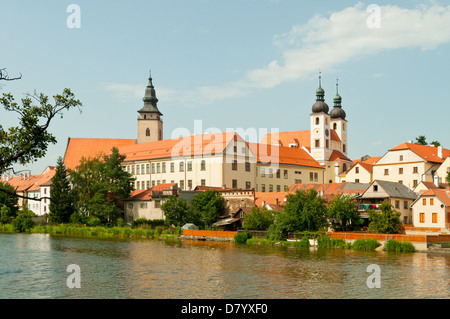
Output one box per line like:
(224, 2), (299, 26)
(415, 135), (428, 145)
(277, 189), (327, 234)
(12, 211), (34, 232)
(327, 194), (361, 231)
(0, 205), (13, 224)
(49, 157), (74, 224)
(243, 206), (275, 230)
(191, 190), (225, 228)
(430, 141), (441, 147)
(161, 195), (191, 227)
(0, 181), (18, 218)
(70, 148), (134, 224)
(0, 87), (82, 175)
(367, 201), (402, 234)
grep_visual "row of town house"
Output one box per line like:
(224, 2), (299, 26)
(1, 75), (450, 232)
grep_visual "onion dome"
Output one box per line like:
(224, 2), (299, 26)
(312, 73), (329, 114)
(330, 80), (346, 120)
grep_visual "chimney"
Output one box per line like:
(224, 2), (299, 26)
(438, 146), (443, 159)
(434, 174), (440, 188)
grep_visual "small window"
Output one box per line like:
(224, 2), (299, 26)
(179, 162), (184, 172)
(315, 139), (320, 148)
(146, 128), (150, 137)
(395, 200), (400, 209)
(315, 117), (320, 125)
(284, 170), (288, 179)
(399, 167), (403, 174)
(232, 160), (237, 171)
(373, 185), (378, 192)
(384, 169), (389, 176)
(201, 160), (206, 171)
(187, 161), (192, 171)
(430, 198), (434, 205)
(413, 167), (418, 174)
(201, 179), (206, 186)
(423, 198), (426, 205)
(399, 155), (403, 161)
(245, 162), (250, 172)
(420, 213), (425, 223)
(355, 167), (359, 174)
(403, 201), (408, 209)
(246, 181), (251, 189)
(432, 213), (438, 223)
(232, 179), (238, 189)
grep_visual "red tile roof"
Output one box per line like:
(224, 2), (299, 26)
(343, 156), (382, 175)
(261, 129), (342, 148)
(389, 143), (450, 163)
(247, 143), (323, 169)
(419, 189), (450, 206)
(329, 150), (352, 162)
(289, 182), (368, 202)
(255, 192), (289, 207)
(1, 167), (56, 192)
(118, 132), (243, 162)
(125, 183), (178, 201)
(64, 138), (136, 170)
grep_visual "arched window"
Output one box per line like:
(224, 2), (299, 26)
(343, 163), (347, 172)
(315, 117), (320, 125)
(146, 128), (150, 137)
(333, 123), (337, 130)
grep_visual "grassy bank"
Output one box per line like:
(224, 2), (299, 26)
(0, 223), (181, 241)
(240, 233), (416, 253)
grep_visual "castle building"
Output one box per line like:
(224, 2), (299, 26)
(63, 74), (339, 199)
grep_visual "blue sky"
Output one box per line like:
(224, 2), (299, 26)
(2, 0), (450, 174)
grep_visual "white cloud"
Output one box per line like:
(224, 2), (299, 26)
(103, 3), (450, 107)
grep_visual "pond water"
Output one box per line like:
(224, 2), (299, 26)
(0, 233), (449, 299)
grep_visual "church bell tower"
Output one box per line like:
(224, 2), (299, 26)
(137, 75), (163, 144)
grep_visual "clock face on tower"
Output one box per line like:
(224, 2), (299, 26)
(325, 129), (329, 137)
(314, 128), (320, 136)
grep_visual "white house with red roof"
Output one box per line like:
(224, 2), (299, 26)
(339, 156), (381, 183)
(411, 188), (450, 231)
(0, 166), (56, 215)
(373, 142), (450, 190)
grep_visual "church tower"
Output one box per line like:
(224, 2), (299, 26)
(330, 80), (348, 155)
(137, 75), (163, 144)
(310, 73), (331, 162)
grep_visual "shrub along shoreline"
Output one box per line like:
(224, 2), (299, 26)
(0, 223), (181, 241)
(236, 232), (416, 252)
(0, 223), (416, 253)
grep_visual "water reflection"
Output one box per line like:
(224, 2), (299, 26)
(0, 234), (449, 299)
